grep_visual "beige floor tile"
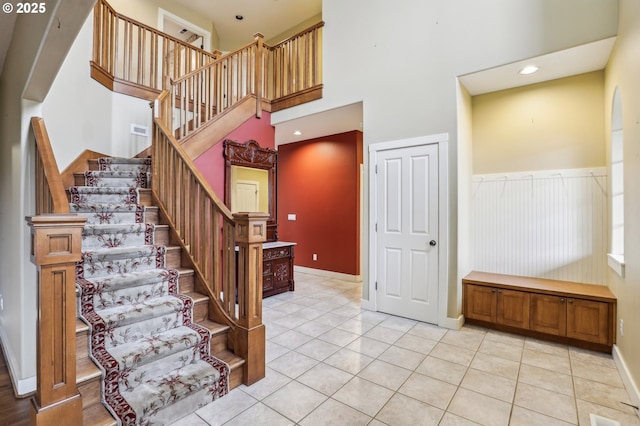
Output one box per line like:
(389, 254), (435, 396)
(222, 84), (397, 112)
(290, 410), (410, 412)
(332, 377), (394, 417)
(262, 381), (327, 423)
(521, 348), (572, 375)
(514, 382), (577, 423)
(576, 399), (640, 426)
(448, 388), (511, 426)
(524, 338), (569, 358)
(270, 313), (310, 329)
(317, 328), (360, 347)
(355, 310), (391, 324)
(441, 329), (485, 351)
(477, 338), (523, 362)
(293, 320), (334, 337)
(295, 307), (326, 321)
(407, 322), (447, 341)
(364, 325), (405, 344)
(509, 405), (575, 426)
(296, 363), (354, 396)
(393, 333), (438, 354)
(430, 342), (476, 366)
(223, 402), (295, 426)
(517, 363), (574, 396)
(375, 393), (443, 425)
(300, 398), (371, 426)
(170, 413), (209, 426)
(416, 356), (468, 385)
(569, 347), (616, 369)
(345, 336), (391, 358)
(240, 368), (291, 401)
(269, 329), (314, 350)
(460, 368), (516, 403)
(336, 318), (376, 335)
(268, 350), (319, 378)
(573, 377), (637, 415)
(469, 352), (520, 380)
(315, 312), (351, 327)
(265, 323), (289, 340)
(332, 305), (363, 318)
(398, 372), (457, 409)
(294, 338), (341, 361)
(378, 315), (418, 332)
(324, 347), (375, 374)
(367, 420), (387, 426)
(271, 302), (305, 315)
(439, 412), (481, 425)
(483, 329), (525, 348)
(195, 388), (257, 425)
(266, 341), (290, 363)
(571, 360), (625, 388)
(378, 345), (425, 370)
(357, 359), (412, 391)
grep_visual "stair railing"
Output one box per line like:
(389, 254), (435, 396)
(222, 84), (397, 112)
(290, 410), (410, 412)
(153, 90), (267, 384)
(92, 0), (218, 98)
(31, 117), (69, 214)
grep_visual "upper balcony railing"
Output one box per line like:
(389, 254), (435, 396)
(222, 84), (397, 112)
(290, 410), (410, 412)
(92, 0), (323, 132)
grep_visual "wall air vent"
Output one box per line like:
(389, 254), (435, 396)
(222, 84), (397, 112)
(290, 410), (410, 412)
(130, 124), (149, 137)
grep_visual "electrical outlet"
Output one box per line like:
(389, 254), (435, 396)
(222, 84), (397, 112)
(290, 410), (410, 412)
(0, 293), (3, 311)
(620, 319), (624, 337)
(312, 253), (318, 261)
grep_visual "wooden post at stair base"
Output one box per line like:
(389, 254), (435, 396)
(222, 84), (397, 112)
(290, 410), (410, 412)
(26, 215), (87, 426)
(233, 212), (268, 385)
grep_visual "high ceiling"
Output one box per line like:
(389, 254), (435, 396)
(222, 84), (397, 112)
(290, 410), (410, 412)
(171, 0), (322, 50)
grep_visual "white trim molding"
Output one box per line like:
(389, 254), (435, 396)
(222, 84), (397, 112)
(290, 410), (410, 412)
(607, 253), (625, 278)
(613, 344), (640, 419)
(0, 326), (36, 396)
(294, 265), (362, 283)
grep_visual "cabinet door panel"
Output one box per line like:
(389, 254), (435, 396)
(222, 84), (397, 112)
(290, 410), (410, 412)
(465, 285), (496, 322)
(530, 294), (566, 336)
(567, 299), (609, 344)
(497, 289), (530, 329)
(263, 260), (275, 292)
(273, 258), (292, 291)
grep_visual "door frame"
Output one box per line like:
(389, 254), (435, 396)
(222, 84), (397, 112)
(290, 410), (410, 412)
(368, 133), (449, 327)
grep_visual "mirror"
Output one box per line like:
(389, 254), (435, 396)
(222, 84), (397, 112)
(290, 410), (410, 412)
(223, 139), (278, 241)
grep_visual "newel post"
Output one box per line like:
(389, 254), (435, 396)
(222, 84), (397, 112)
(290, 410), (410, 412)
(26, 215), (87, 426)
(233, 212), (268, 385)
(253, 33), (264, 119)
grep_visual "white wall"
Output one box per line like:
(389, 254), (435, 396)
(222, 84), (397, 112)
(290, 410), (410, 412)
(272, 0), (618, 320)
(43, 12), (152, 169)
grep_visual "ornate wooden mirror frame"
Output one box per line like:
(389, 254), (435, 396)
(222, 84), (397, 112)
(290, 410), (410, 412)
(223, 139), (278, 242)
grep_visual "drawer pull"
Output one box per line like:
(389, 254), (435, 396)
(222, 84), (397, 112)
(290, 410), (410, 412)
(560, 298), (565, 303)
(568, 299), (573, 304)
(491, 289), (496, 293)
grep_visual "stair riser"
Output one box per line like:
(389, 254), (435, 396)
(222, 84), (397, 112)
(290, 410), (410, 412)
(77, 330), (88, 359)
(193, 299), (208, 323)
(78, 377), (102, 409)
(210, 333), (228, 354)
(229, 366), (243, 389)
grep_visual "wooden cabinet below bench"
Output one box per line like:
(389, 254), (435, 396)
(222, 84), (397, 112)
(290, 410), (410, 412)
(462, 271), (616, 352)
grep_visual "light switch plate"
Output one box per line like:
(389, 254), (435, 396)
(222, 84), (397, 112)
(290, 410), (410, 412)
(288, 214), (296, 221)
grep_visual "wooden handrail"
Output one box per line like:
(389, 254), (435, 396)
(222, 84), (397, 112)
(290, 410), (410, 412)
(152, 95), (266, 384)
(31, 117), (69, 214)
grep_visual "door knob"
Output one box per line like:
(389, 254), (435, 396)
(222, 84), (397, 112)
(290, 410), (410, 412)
(429, 240), (437, 247)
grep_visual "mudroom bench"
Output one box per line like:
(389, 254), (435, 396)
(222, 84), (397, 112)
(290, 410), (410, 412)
(462, 271), (617, 353)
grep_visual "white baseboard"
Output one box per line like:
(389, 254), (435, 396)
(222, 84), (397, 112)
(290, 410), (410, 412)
(612, 344), (640, 418)
(294, 266), (362, 282)
(360, 297), (375, 311)
(0, 326), (36, 396)
(440, 314), (464, 330)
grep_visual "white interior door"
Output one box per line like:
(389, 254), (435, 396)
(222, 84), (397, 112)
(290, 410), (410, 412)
(375, 143), (439, 323)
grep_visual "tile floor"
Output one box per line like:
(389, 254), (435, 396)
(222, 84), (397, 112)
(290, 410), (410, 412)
(173, 272), (640, 426)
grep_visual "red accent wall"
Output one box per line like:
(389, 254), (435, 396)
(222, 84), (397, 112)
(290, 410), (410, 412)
(278, 131), (363, 275)
(194, 111), (275, 199)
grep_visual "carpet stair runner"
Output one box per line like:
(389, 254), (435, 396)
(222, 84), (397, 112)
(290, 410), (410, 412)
(73, 157), (230, 426)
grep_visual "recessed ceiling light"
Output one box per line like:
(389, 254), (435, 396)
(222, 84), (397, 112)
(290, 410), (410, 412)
(235, 14), (244, 20)
(519, 65), (540, 75)
(293, 130), (302, 136)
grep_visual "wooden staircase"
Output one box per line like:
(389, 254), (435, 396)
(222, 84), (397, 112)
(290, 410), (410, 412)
(72, 160), (245, 424)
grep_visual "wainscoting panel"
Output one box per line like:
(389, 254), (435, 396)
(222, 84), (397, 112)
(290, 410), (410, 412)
(472, 168), (607, 285)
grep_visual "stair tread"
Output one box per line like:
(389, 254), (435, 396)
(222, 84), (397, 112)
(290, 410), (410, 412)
(76, 317), (89, 333)
(183, 291), (208, 303)
(77, 356), (102, 384)
(214, 349), (245, 370)
(83, 402), (117, 426)
(200, 319), (231, 336)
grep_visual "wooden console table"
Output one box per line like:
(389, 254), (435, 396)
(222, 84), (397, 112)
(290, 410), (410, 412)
(462, 271), (617, 352)
(262, 241), (295, 298)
